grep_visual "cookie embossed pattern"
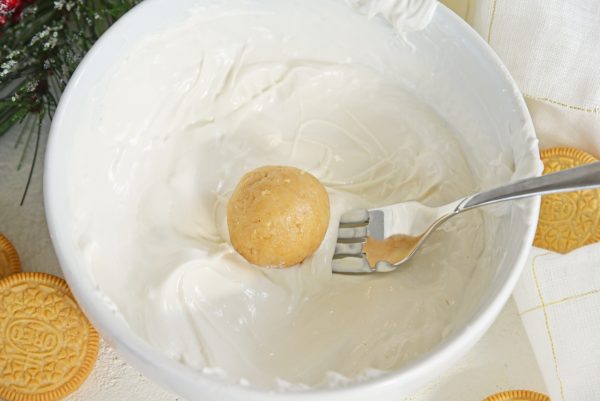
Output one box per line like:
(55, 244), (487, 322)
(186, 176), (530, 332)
(534, 147), (600, 253)
(0, 272), (99, 401)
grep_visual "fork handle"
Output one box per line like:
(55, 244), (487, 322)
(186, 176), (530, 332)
(460, 161), (600, 211)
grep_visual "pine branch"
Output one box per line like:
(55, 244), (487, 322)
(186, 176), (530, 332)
(0, 0), (142, 202)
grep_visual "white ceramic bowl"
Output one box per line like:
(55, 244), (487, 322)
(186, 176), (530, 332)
(45, 1), (541, 400)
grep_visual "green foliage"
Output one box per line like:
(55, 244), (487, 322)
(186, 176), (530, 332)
(0, 0), (141, 139)
(0, 0), (141, 202)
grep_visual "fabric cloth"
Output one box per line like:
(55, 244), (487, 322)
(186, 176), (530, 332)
(443, 1), (600, 400)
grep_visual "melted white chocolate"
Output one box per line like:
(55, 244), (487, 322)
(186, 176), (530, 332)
(69, 0), (489, 390)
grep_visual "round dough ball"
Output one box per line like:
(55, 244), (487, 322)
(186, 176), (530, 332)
(227, 165), (330, 267)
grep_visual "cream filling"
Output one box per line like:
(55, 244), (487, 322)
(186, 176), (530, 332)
(70, 0), (488, 390)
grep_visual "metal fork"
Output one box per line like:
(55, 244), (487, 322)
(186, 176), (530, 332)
(332, 161), (600, 274)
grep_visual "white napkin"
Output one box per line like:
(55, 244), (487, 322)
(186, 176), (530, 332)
(442, 1), (600, 400)
(515, 246), (600, 401)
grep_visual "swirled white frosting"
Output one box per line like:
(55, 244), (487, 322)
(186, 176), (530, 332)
(70, 0), (490, 390)
(348, 0), (437, 32)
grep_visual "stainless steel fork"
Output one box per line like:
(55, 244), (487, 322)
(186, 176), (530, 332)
(332, 161), (600, 274)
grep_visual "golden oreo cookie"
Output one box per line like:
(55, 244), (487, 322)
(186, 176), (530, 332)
(534, 147), (600, 253)
(0, 272), (99, 401)
(0, 234), (21, 279)
(482, 389), (550, 401)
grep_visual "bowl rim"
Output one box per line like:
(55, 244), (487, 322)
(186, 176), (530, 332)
(44, 1), (541, 399)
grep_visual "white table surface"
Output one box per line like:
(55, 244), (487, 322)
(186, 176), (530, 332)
(0, 126), (547, 401)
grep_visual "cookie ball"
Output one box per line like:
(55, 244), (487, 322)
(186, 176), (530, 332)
(227, 165), (330, 267)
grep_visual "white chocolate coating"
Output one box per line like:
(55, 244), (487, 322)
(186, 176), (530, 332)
(68, 0), (495, 390)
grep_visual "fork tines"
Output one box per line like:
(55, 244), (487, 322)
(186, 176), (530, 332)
(332, 209), (373, 273)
